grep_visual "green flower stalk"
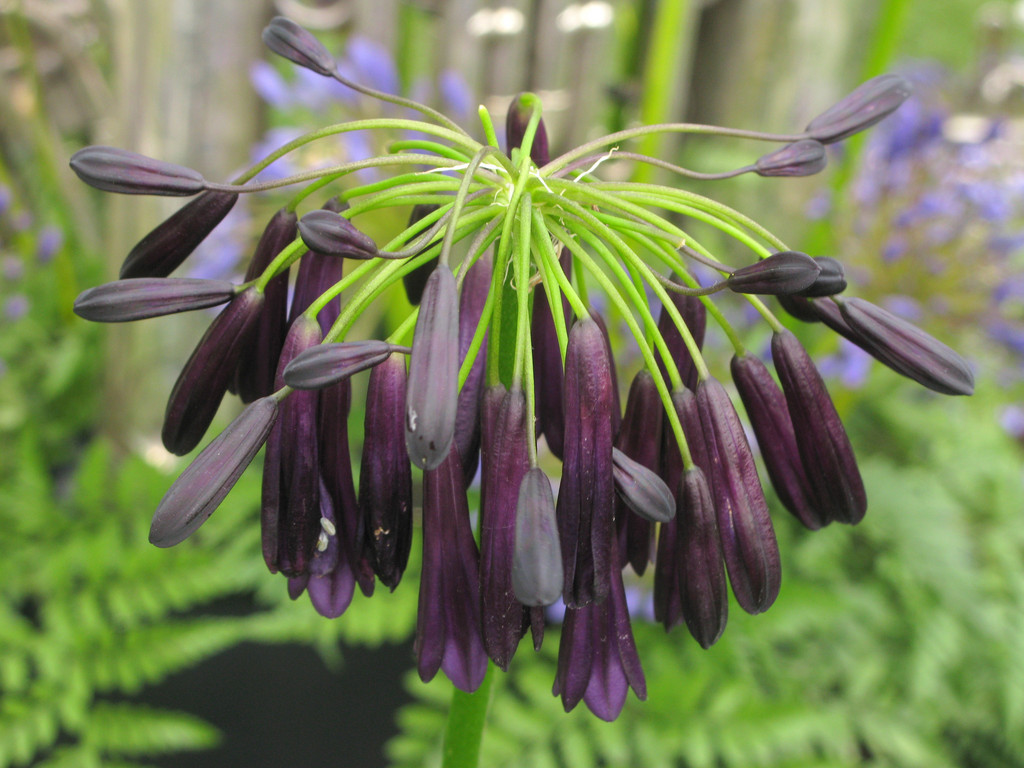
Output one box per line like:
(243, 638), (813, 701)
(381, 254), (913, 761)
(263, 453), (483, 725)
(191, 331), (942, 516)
(69, 16), (971, 726)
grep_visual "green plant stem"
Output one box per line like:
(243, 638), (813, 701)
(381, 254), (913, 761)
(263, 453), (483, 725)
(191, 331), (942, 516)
(441, 665), (496, 768)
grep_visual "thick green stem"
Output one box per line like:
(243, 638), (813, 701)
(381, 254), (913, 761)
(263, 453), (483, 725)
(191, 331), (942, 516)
(440, 665), (496, 768)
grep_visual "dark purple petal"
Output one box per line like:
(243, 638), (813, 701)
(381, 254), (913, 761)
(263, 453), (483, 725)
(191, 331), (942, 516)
(730, 352), (825, 529)
(797, 256), (847, 297)
(655, 282), (706, 392)
(298, 209), (378, 259)
(676, 467), (728, 649)
(512, 467), (562, 607)
(806, 74), (912, 144)
(74, 278), (236, 322)
(416, 446), (488, 693)
(533, 247), (571, 458)
(771, 330), (867, 525)
(70, 145), (206, 196)
(612, 448), (675, 524)
(120, 190), (237, 278)
(506, 93), (550, 165)
(695, 378), (781, 615)
(283, 341), (393, 389)
(557, 316), (616, 607)
(162, 287), (265, 456)
(234, 208), (298, 402)
(406, 264), (460, 470)
(754, 139), (827, 177)
(307, 562), (356, 619)
(726, 251), (821, 296)
(402, 204), (441, 305)
(455, 254), (493, 484)
(838, 297), (974, 395)
(479, 386), (531, 669)
(359, 354), (413, 589)
(149, 396), (278, 547)
(262, 16), (337, 77)
(305, 478), (356, 617)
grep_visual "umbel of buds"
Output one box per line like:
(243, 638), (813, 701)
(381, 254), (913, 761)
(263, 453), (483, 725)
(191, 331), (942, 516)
(70, 17), (969, 721)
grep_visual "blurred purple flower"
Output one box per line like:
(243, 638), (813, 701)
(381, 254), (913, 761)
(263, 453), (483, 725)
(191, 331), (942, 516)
(36, 226), (63, 264)
(186, 196), (250, 282)
(346, 37), (399, 96)
(250, 60), (292, 107)
(817, 339), (872, 389)
(439, 70), (473, 121)
(0, 185), (10, 217)
(6, 294), (29, 320)
(3, 256), (24, 281)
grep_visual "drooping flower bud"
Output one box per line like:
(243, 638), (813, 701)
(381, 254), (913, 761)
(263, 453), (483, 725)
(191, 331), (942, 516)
(838, 297), (975, 396)
(149, 396), (278, 547)
(676, 467), (729, 649)
(262, 16), (337, 77)
(454, 254), (493, 483)
(120, 190), (237, 279)
(776, 293), (826, 324)
(283, 341), (393, 390)
(69, 146), (207, 196)
(233, 208), (298, 403)
(479, 386), (531, 669)
(558, 316), (616, 607)
(611, 448), (675, 524)
(297, 209), (379, 259)
(161, 287), (265, 456)
(359, 354), (413, 589)
(695, 378), (781, 615)
(731, 351), (825, 529)
(796, 256), (847, 297)
(805, 74), (912, 144)
(655, 280), (706, 392)
(533, 247), (571, 458)
(512, 467), (562, 607)
(506, 92), (550, 165)
(416, 446), (488, 693)
(771, 330), (866, 525)
(754, 139), (827, 177)
(406, 264), (460, 470)
(726, 251), (822, 296)
(614, 370), (664, 575)
(73, 278), (236, 322)
(401, 204), (441, 305)
(554, 536), (645, 721)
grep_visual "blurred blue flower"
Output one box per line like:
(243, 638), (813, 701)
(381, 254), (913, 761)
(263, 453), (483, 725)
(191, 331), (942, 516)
(36, 226), (63, 264)
(3, 256), (24, 281)
(5, 294), (29, 321)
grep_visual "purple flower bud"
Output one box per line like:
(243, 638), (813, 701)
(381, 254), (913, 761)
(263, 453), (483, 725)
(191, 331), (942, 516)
(289, 201), (347, 330)
(455, 254), (493, 484)
(234, 208), (297, 402)
(283, 340), (393, 389)
(506, 93), (550, 165)
(726, 251), (822, 296)
(359, 354), (413, 588)
(416, 446), (488, 692)
(149, 396), (278, 547)
(696, 378), (781, 615)
(754, 139), (827, 177)
(512, 467), (562, 607)
(298, 209), (378, 259)
(533, 247), (572, 458)
(406, 264), (460, 470)
(676, 467), (728, 649)
(73, 278), (236, 322)
(776, 293), (826, 324)
(120, 190), (237, 279)
(262, 16), (337, 77)
(557, 316), (616, 607)
(70, 145), (207, 196)
(796, 256), (846, 297)
(402, 204), (440, 305)
(554, 537), (645, 721)
(731, 352), (824, 529)
(771, 330), (866, 525)
(805, 74), (912, 144)
(479, 386), (531, 669)
(838, 297), (974, 396)
(612, 448), (675, 524)
(162, 287), (265, 456)
(261, 316), (323, 576)
(655, 281), (706, 392)
(614, 371), (663, 575)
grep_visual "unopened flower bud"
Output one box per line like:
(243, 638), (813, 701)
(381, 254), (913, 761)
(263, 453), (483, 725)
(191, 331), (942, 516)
(406, 264), (460, 470)
(727, 251), (821, 296)
(612, 448), (675, 524)
(402, 204), (441, 305)
(70, 146), (207, 196)
(283, 340), (393, 390)
(797, 256), (847, 297)
(512, 467), (562, 607)
(676, 467), (728, 649)
(506, 93), (550, 165)
(298, 209), (379, 259)
(656, 281), (706, 392)
(262, 16), (337, 77)
(754, 139), (827, 177)
(805, 74), (912, 144)
(74, 278), (236, 322)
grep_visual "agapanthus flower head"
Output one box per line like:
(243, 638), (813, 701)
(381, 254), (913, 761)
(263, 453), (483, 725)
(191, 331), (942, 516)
(70, 17), (971, 720)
